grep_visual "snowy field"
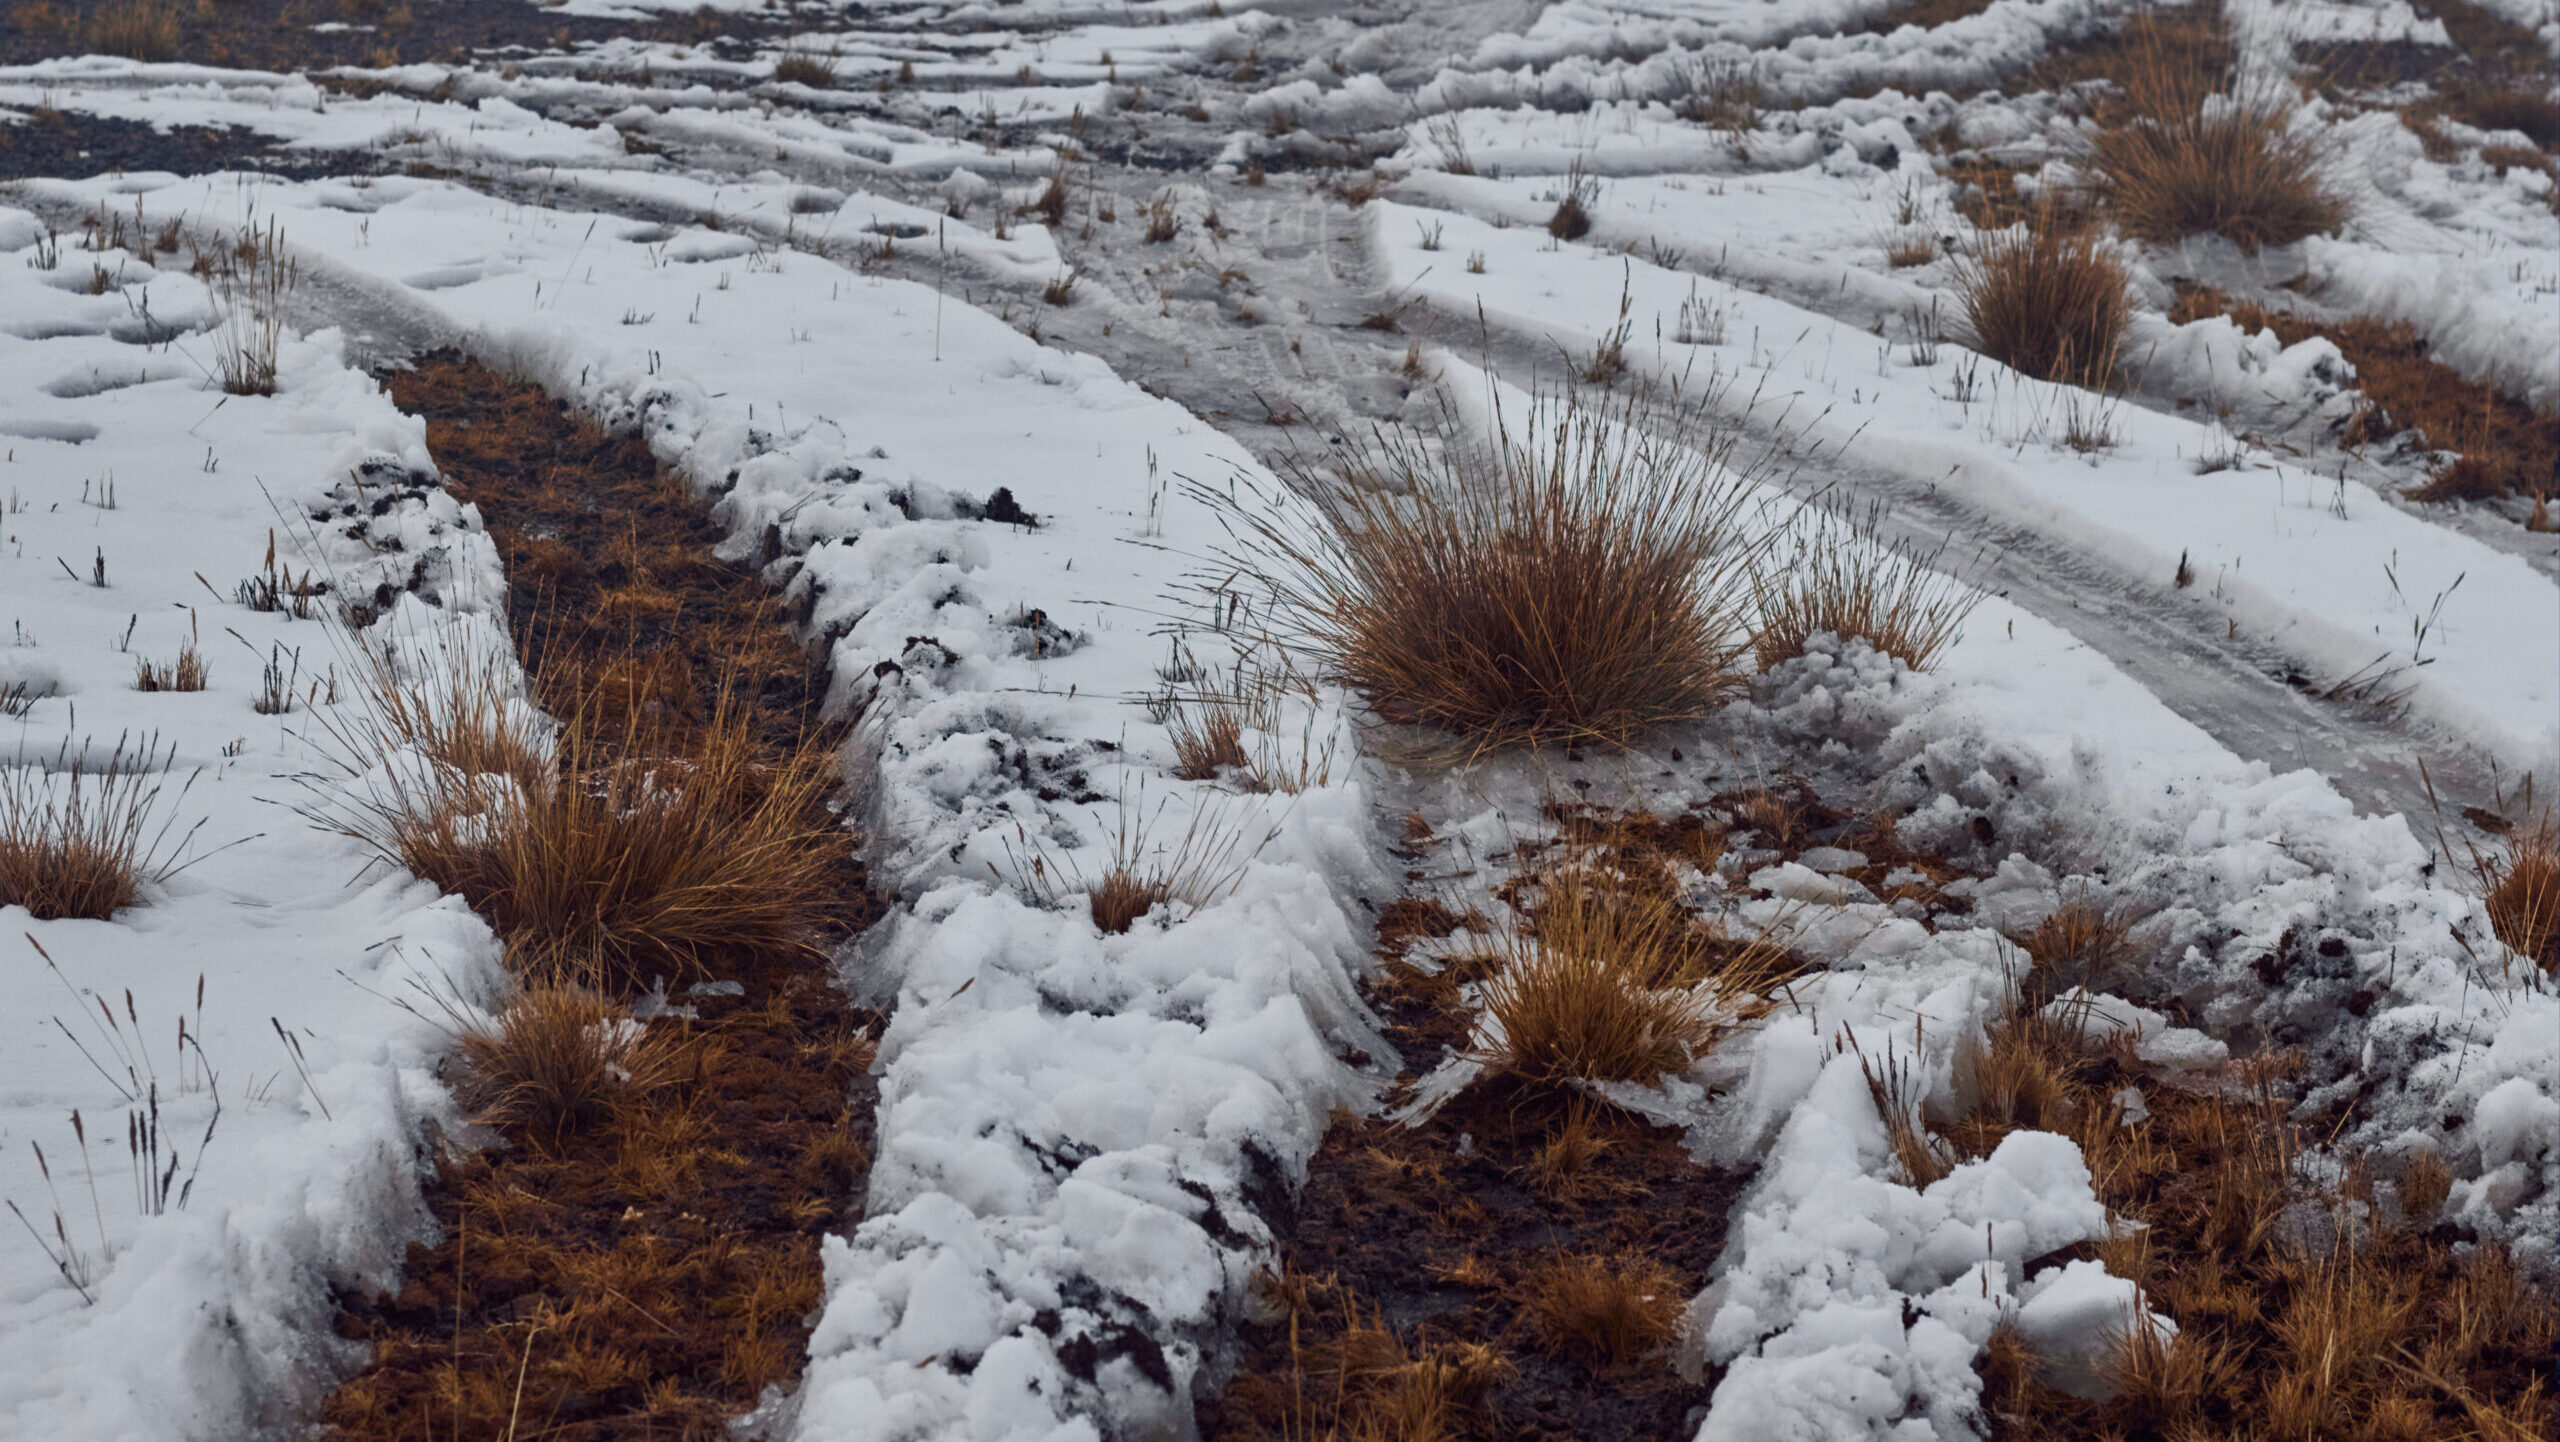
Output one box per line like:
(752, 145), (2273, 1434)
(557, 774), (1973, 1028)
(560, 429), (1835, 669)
(0, 0), (2552, 1438)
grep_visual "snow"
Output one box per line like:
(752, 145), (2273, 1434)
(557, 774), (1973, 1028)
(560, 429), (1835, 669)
(0, 206), (515, 1437)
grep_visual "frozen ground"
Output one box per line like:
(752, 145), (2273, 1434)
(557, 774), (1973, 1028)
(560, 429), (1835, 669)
(0, 0), (2552, 1437)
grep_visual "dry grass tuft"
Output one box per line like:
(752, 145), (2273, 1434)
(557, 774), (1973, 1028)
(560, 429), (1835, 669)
(1949, 204), (2129, 386)
(132, 642), (207, 693)
(1031, 157), (1073, 228)
(2015, 890), (2144, 988)
(315, 668), (840, 987)
(1477, 863), (1785, 1087)
(771, 44), (836, 88)
(1012, 791), (1279, 935)
(2087, 91), (2349, 253)
(1547, 159), (1595, 241)
(0, 735), (192, 921)
(2478, 815), (2557, 972)
(1211, 384), (1764, 753)
(1751, 500), (1979, 672)
(1243, 1274), (1510, 1442)
(1159, 650), (1338, 794)
(455, 983), (684, 1144)
(83, 0), (179, 60)
(1670, 56), (1761, 139)
(1521, 1251), (1686, 1367)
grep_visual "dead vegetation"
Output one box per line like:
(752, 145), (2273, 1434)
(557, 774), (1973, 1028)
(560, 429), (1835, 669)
(769, 42), (834, 88)
(1213, 384), (1764, 753)
(2476, 813), (2557, 973)
(132, 641), (207, 692)
(1546, 158), (1595, 241)
(1750, 500), (1980, 672)
(1478, 863), (1786, 1088)
(2171, 288), (2557, 503)
(317, 671), (843, 988)
(81, 0), (179, 61)
(0, 734), (193, 921)
(1908, 892), (2560, 1441)
(1210, 788), (1911, 1440)
(1521, 1252), (1686, 1367)
(1948, 203), (2129, 386)
(452, 982), (684, 1144)
(2086, 90), (2350, 252)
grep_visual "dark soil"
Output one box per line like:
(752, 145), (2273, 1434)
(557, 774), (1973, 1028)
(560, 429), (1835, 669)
(0, 107), (370, 181)
(384, 352), (842, 747)
(0, 0), (787, 73)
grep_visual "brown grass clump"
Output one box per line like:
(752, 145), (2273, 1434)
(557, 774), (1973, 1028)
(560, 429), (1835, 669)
(1751, 501), (1979, 672)
(1521, 1252), (1686, 1367)
(391, 690), (841, 986)
(1086, 865), (1165, 934)
(132, 642), (207, 692)
(1010, 789), (1278, 935)
(453, 983), (685, 1144)
(2087, 92), (2349, 252)
(0, 735), (191, 921)
(1230, 1273), (1510, 1442)
(2478, 816), (2558, 972)
(1218, 384), (1763, 753)
(1547, 160), (1595, 241)
(1477, 865), (1785, 1087)
(1949, 206), (2129, 386)
(770, 44), (835, 88)
(82, 0), (180, 60)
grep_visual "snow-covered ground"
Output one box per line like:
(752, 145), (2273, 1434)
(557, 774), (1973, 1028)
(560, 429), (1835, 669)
(1, 0), (2552, 1437)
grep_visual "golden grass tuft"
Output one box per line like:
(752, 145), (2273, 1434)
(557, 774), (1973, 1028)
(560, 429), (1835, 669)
(1521, 1251), (1686, 1367)
(1011, 790), (1279, 935)
(1086, 865), (1165, 934)
(455, 983), (683, 1144)
(2479, 815), (2558, 973)
(82, 0), (179, 60)
(2087, 92), (2349, 253)
(1751, 501), (1979, 672)
(0, 736), (191, 921)
(1477, 864), (1785, 1087)
(1214, 384), (1763, 753)
(1948, 205), (2129, 386)
(313, 657), (841, 987)
(132, 642), (207, 692)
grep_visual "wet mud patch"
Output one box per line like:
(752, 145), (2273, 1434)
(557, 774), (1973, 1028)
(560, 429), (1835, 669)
(319, 353), (885, 1440)
(0, 109), (370, 182)
(0, 0), (791, 72)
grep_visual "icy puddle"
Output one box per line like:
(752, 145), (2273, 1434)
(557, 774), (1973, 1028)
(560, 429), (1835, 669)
(316, 355), (887, 1439)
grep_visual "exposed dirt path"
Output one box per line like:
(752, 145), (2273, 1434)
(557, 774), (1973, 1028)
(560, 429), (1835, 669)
(317, 355), (887, 1442)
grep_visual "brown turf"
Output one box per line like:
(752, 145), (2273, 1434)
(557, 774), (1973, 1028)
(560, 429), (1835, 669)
(320, 354), (885, 1441)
